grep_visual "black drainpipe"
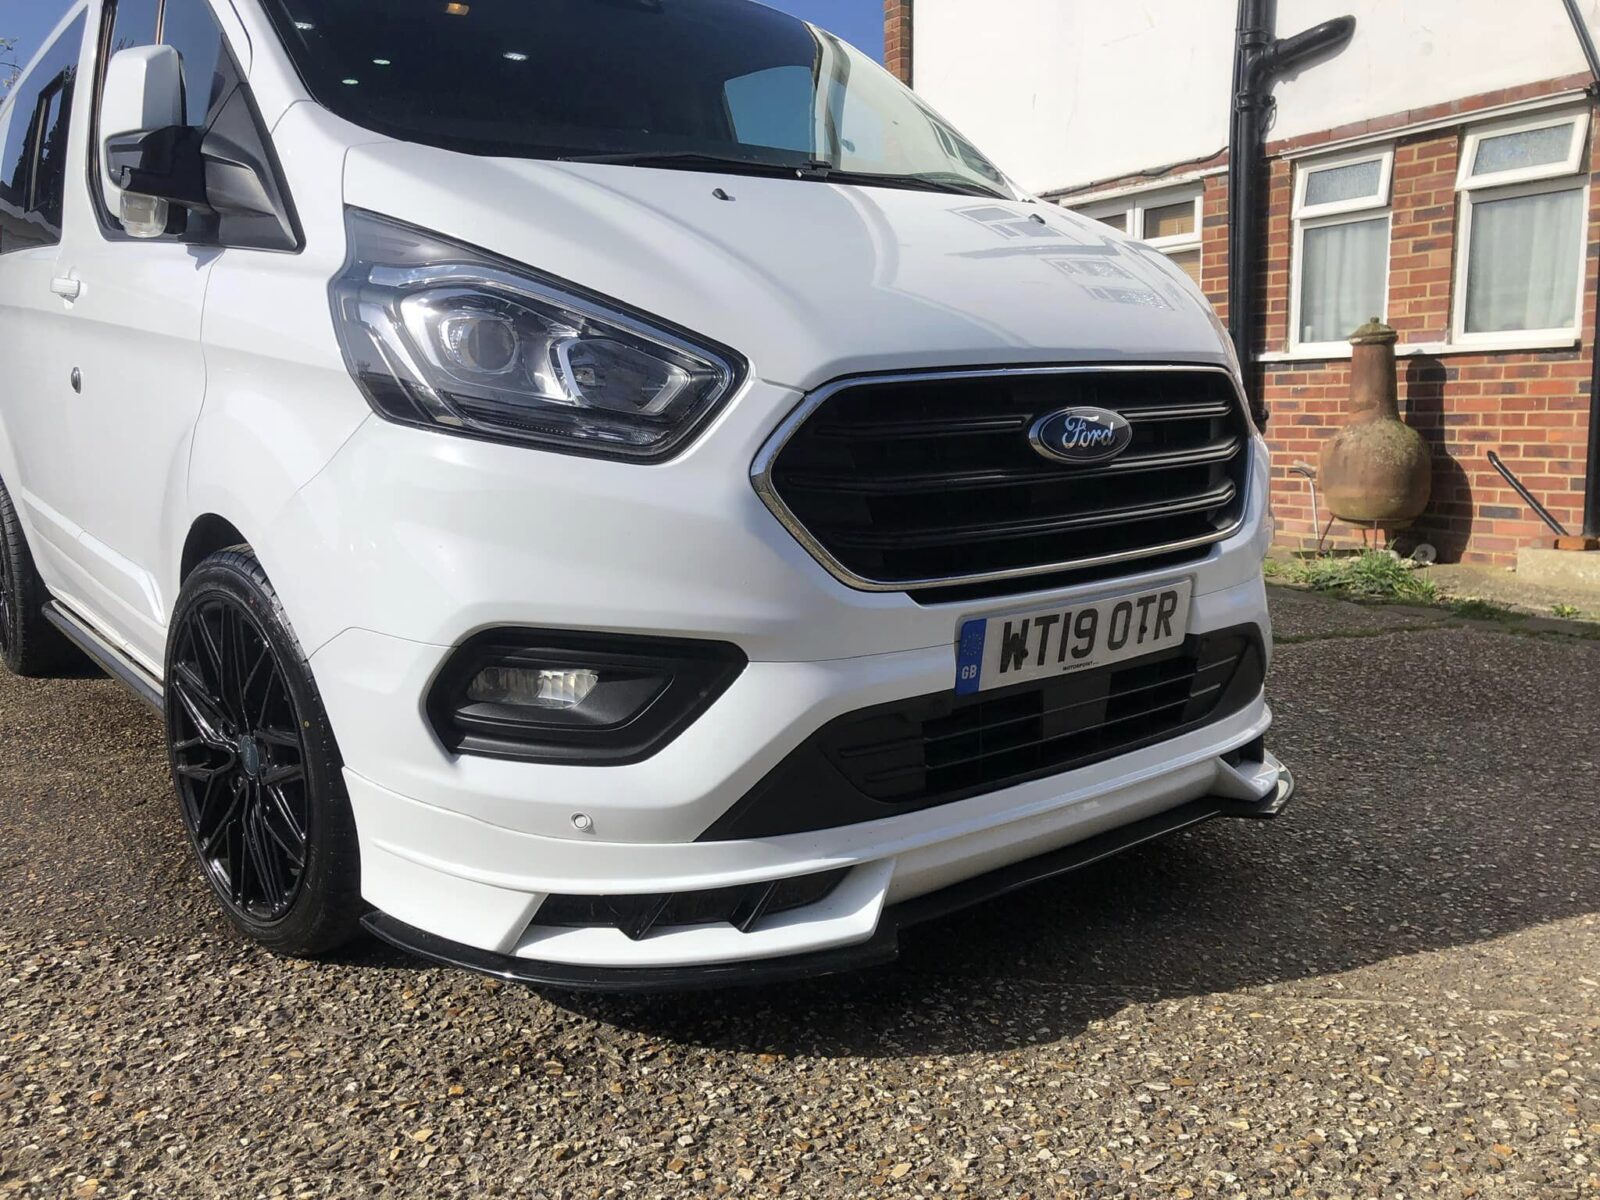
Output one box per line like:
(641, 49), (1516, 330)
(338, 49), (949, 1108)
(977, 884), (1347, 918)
(1559, 0), (1600, 538)
(1228, 1), (1356, 427)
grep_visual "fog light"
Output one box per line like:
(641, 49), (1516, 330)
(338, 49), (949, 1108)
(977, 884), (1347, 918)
(468, 666), (600, 709)
(428, 630), (746, 765)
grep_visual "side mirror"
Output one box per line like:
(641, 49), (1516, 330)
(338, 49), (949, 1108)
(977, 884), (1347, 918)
(100, 44), (289, 243)
(100, 45), (184, 237)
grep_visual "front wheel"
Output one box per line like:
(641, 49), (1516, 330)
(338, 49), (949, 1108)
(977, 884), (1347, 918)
(164, 548), (363, 955)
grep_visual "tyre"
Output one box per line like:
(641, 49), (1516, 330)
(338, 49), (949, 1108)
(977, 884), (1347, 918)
(164, 547), (363, 955)
(0, 474), (76, 677)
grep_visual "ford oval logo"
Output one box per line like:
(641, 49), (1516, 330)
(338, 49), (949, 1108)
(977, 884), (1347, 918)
(1028, 406), (1133, 465)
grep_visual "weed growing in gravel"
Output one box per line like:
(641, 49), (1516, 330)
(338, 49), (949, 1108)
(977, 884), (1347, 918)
(1552, 603), (1582, 619)
(1449, 597), (1518, 622)
(1271, 551), (1440, 604)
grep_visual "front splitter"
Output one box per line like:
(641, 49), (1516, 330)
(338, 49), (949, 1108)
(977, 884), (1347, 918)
(361, 768), (1295, 994)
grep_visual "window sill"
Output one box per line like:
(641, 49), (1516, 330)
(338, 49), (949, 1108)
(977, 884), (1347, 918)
(1441, 332), (1582, 355)
(1257, 335), (1580, 364)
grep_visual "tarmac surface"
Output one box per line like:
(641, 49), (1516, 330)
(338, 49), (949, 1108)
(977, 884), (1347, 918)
(1, 587), (1596, 1197)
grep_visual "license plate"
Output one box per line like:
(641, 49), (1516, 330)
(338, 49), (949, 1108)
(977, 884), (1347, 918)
(955, 580), (1192, 695)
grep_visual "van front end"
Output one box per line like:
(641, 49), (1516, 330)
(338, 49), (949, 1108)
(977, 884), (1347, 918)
(279, 231), (1288, 984)
(244, 3), (1293, 983)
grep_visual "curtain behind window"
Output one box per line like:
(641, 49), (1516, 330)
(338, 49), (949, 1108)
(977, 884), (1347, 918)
(1465, 187), (1583, 333)
(1300, 217), (1387, 344)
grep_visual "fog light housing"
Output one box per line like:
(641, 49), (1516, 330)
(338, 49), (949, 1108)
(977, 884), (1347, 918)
(428, 631), (746, 765)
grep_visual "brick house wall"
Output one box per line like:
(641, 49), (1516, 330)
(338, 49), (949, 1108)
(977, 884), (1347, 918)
(1045, 79), (1599, 565)
(884, 1), (913, 86)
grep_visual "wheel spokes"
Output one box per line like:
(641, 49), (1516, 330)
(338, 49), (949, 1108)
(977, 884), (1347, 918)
(257, 726), (302, 750)
(222, 604), (250, 721)
(193, 608), (228, 694)
(263, 781), (308, 847)
(170, 663), (234, 752)
(242, 795), (289, 911)
(195, 776), (247, 857)
(260, 763), (305, 787)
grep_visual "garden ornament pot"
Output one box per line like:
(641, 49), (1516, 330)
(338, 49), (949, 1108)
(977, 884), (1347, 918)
(1318, 317), (1431, 527)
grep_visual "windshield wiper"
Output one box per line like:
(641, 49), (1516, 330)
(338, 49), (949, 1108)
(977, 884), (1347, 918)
(819, 170), (1009, 199)
(557, 152), (1010, 199)
(558, 150), (836, 176)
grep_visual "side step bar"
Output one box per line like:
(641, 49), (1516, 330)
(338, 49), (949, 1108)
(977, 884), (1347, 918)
(42, 601), (163, 712)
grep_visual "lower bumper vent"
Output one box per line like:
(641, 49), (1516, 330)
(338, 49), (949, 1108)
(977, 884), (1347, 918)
(532, 869), (851, 941)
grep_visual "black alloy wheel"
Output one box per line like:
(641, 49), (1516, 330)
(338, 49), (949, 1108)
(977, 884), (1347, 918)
(166, 548), (362, 953)
(169, 593), (313, 921)
(0, 510), (15, 661)
(0, 473), (75, 677)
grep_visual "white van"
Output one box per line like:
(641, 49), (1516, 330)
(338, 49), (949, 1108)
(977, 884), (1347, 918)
(0, 0), (1289, 989)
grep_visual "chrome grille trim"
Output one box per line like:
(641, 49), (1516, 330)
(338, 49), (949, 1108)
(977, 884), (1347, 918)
(750, 364), (1255, 595)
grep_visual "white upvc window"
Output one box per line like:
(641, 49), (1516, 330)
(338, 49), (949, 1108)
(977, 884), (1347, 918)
(1075, 185), (1204, 286)
(1452, 109), (1590, 349)
(1290, 147), (1394, 354)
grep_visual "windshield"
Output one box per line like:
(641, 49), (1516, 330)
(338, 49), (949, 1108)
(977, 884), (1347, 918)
(256, 0), (1012, 198)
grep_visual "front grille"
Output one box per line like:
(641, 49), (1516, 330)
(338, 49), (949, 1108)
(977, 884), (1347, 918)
(700, 627), (1264, 841)
(757, 366), (1251, 593)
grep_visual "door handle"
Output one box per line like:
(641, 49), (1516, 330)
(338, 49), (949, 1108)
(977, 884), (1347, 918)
(50, 276), (82, 301)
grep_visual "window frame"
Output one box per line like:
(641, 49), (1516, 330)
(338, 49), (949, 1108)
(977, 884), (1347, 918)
(1457, 108), (1590, 191)
(1451, 171), (1590, 350)
(1292, 146), (1394, 220)
(1075, 183), (1203, 277)
(1289, 147), (1394, 355)
(24, 74), (73, 229)
(1451, 107), (1590, 349)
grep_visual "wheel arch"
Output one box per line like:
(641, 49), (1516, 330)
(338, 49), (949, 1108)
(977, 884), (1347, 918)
(180, 513), (252, 583)
(170, 497), (338, 667)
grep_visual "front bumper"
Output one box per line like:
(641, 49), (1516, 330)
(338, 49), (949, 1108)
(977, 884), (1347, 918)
(361, 762), (1294, 992)
(281, 386), (1281, 979)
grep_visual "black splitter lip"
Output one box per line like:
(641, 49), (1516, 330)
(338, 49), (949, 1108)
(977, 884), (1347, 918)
(361, 769), (1294, 995)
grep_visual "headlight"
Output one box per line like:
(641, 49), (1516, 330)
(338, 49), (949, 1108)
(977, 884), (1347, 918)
(330, 209), (745, 460)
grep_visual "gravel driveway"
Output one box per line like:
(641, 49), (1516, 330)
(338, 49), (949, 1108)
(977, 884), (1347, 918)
(1, 589), (1597, 1198)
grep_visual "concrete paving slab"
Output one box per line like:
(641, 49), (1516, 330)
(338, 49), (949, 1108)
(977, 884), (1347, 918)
(1517, 546), (1600, 591)
(1427, 559), (1600, 620)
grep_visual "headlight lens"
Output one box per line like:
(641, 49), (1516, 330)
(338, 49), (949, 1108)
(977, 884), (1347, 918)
(330, 209), (745, 460)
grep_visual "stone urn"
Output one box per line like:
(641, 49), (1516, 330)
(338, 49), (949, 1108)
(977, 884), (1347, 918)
(1318, 318), (1431, 527)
